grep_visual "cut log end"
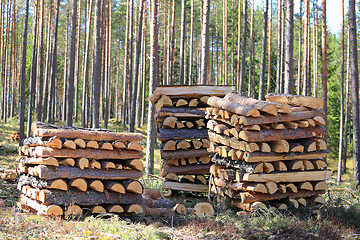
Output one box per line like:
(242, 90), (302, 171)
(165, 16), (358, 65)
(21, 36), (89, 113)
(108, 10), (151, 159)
(193, 202), (214, 217)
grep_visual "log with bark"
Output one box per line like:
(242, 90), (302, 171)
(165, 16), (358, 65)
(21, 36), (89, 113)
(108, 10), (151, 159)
(29, 165), (142, 180)
(243, 150), (329, 162)
(22, 146), (144, 160)
(155, 95), (173, 111)
(207, 96), (260, 117)
(158, 128), (209, 141)
(20, 157), (59, 167)
(265, 93), (324, 109)
(162, 164), (211, 176)
(19, 194), (63, 216)
(22, 136), (63, 149)
(213, 177), (267, 193)
(156, 107), (206, 118)
(231, 201), (268, 211)
(18, 174), (68, 191)
(160, 149), (209, 159)
(162, 180), (209, 193)
(31, 122), (143, 142)
(212, 154), (263, 173)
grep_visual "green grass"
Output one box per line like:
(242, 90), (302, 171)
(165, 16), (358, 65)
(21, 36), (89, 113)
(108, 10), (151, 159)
(0, 118), (360, 239)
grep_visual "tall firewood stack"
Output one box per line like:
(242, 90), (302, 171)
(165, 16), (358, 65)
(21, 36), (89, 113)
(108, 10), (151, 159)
(206, 93), (331, 211)
(150, 86), (235, 196)
(17, 122), (150, 217)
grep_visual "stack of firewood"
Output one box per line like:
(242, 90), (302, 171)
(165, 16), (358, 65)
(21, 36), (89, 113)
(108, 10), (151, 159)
(150, 85), (235, 196)
(206, 93), (331, 211)
(17, 122), (149, 217)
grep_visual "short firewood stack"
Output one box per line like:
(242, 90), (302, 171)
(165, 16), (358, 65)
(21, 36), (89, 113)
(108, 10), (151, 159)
(206, 93), (331, 211)
(17, 122), (149, 217)
(150, 85), (235, 196)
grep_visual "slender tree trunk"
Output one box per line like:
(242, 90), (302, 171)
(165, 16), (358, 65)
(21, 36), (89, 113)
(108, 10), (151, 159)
(248, 0), (254, 97)
(275, 0), (282, 93)
(121, 0), (129, 125)
(145, 0), (159, 175)
(27, 0), (39, 136)
(297, 0), (302, 95)
(284, 0), (294, 94)
(187, 0), (194, 84)
(230, 1), (235, 85)
(74, 0), (82, 123)
(92, 0), (102, 128)
(19, 0), (30, 144)
(178, 0), (186, 85)
(66, 0), (78, 127)
(236, 0), (242, 88)
(302, 0), (309, 95)
(343, 26), (351, 174)
(199, 0), (210, 85)
(266, 0), (272, 94)
(10, 0), (17, 118)
(141, 18), (147, 127)
(321, 0), (327, 124)
(238, 0), (248, 92)
(129, 0), (145, 132)
(167, 0), (176, 85)
(62, 3), (69, 122)
(279, 0), (285, 93)
(223, 0), (228, 84)
(36, 0), (44, 121)
(349, 0), (359, 182)
(259, 0), (268, 100)
(313, 1), (318, 96)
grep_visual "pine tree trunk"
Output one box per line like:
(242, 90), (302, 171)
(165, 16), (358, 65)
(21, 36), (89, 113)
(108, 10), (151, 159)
(236, 0), (242, 88)
(284, 0), (294, 94)
(349, 0), (359, 182)
(337, 0), (345, 185)
(140, 14), (147, 127)
(145, 0), (159, 174)
(302, 0), (309, 95)
(62, 3), (69, 122)
(167, 0), (176, 85)
(279, 0), (285, 93)
(74, 0), (82, 123)
(275, 0), (282, 93)
(258, 0), (268, 100)
(297, 0), (302, 95)
(199, 0), (210, 85)
(266, 0), (272, 95)
(178, 0), (186, 85)
(92, 0), (102, 128)
(223, 0), (228, 84)
(129, 0), (145, 132)
(121, 0), (130, 125)
(230, 1), (235, 85)
(248, 0), (254, 97)
(238, 0), (248, 92)
(19, 0), (30, 144)
(36, 0), (44, 121)
(10, 0), (17, 118)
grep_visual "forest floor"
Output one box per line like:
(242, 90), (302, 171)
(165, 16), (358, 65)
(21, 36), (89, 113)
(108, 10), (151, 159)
(0, 119), (360, 239)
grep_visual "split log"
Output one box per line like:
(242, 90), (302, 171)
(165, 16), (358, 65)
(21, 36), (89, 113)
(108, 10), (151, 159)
(31, 122), (143, 142)
(58, 158), (75, 166)
(143, 189), (162, 200)
(104, 181), (125, 193)
(266, 181), (278, 194)
(298, 182), (313, 191)
(101, 161), (116, 170)
(86, 140), (99, 149)
(24, 146), (144, 159)
(91, 206), (107, 214)
(162, 181), (209, 193)
(232, 201), (267, 211)
(311, 138), (327, 151)
(68, 178), (87, 192)
(263, 163), (275, 173)
(19, 194), (63, 216)
(89, 160), (101, 169)
(196, 175), (207, 185)
(286, 183), (298, 193)
(238, 110), (325, 126)
(162, 164), (211, 175)
(157, 107), (206, 118)
(76, 158), (89, 170)
(283, 122), (298, 129)
(243, 150), (329, 162)
(189, 98), (199, 107)
(265, 93), (324, 109)
(193, 202), (214, 217)
(271, 202), (288, 210)
(181, 175), (195, 183)
(298, 139), (317, 152)
(269, 140), (290, 153)
(288, 141), (305, 153)
(121, 159), (143, 171)
(312, 196), (326, 204)
(287, 198), (299, 209)
(155, 95), (173, 111)
(23, 136), (63, 149)
(164, 159), (179, 166)
(313, 116), (326, 126)
(207, 96), (260, 117)
(148, 85), (235, 101)
(31, 165), (142, 180)
(161, 117), (177, 128)
(198, 156), (211, 164)
(160, 149), (209, 159)
(297, 198), (307, 206)
(64, 205), (83, 217)
(307, 119), (316, 127)
(106, 205), (124, 213)
(123, 180), (143, 194)
(100, 142), (114, 151)
(259, 143), (271, 153)
(20, 157), (59, 167)
(158, 128), (209, 141)
(127, 142), (143, 151)
(63, 140), (76, 149)
(113, 141), (126, 149)
(18, 174), (68, 191)
(285, 160), (305, 171)
(188, 157), (198, 164)
(176, 99), (188, 107)
(74, 138), (86, 148)
(278, 184), (287, 193)
(313, 181), (328, 191)
(297, 120), (310, 128)
(311, 159), (327, 169)
(195, 119), (205, 128)
(177, 140), (191, 150)
(176, 122), (185, 129)
(192, 140), (203, 149)
(224, 93), (278, 115)
(239, 127), (325, 142)
(238, 190), (325, 204)
(269, 123), (286, 130)
(88, 180), (104, 192)
(237, 170), (331, 183)
(303, 160), (315, 170)
(165, 173), (179, 181)
(162, 140), (176, 151)
(125, 204), (145, 215)
(272, 161), (287, 171)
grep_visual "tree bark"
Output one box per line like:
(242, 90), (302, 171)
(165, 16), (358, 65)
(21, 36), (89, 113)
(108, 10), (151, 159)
(297, 0), (302, 95)
(145, 0), (159, 175)
(302, 0), (309, 95)
(258, 0), (268, 100)
(275, 0), (282, 93)
(199, 0), (210, 85)
(222, 0), (228, 84)
(284, 0), (294, 94)
(321, 0), (327, 130)
(238, 0), (247, 92)
(178, 0), (186, 85)
(266, 0), (272, 95)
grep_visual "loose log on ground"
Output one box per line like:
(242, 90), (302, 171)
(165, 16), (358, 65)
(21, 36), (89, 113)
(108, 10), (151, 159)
(23, 136), (63, 149)
(160, 149), (209, 159)
(224, 93), (278, 115)
(162, 181), (209, 193)
(158, 128), (209, 141)
(265, 93), (324, 109)
(237, 170), (331, 183)
(207, 96), (260, 117)
(193, 202), (214, 217)
(31, 165), (142, 180)
(20, 157), (59, 167)
(162, 164), (211, 176)
(232, 201), (268, 211)
(19, 194), (63, 216)
(238, 110), (325, 126)
(243, 150), (329, 162)
(24, 146), (144, 159)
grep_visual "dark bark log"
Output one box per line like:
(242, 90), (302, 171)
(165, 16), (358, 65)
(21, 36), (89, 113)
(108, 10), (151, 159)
(212, 154), (262, 173)
(160, 148), (209, 159)
(243, 150), (329, 162)
(158, 128), (208, 141)
(284, 0), (294, 94)
(162, 164), (211, 176)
